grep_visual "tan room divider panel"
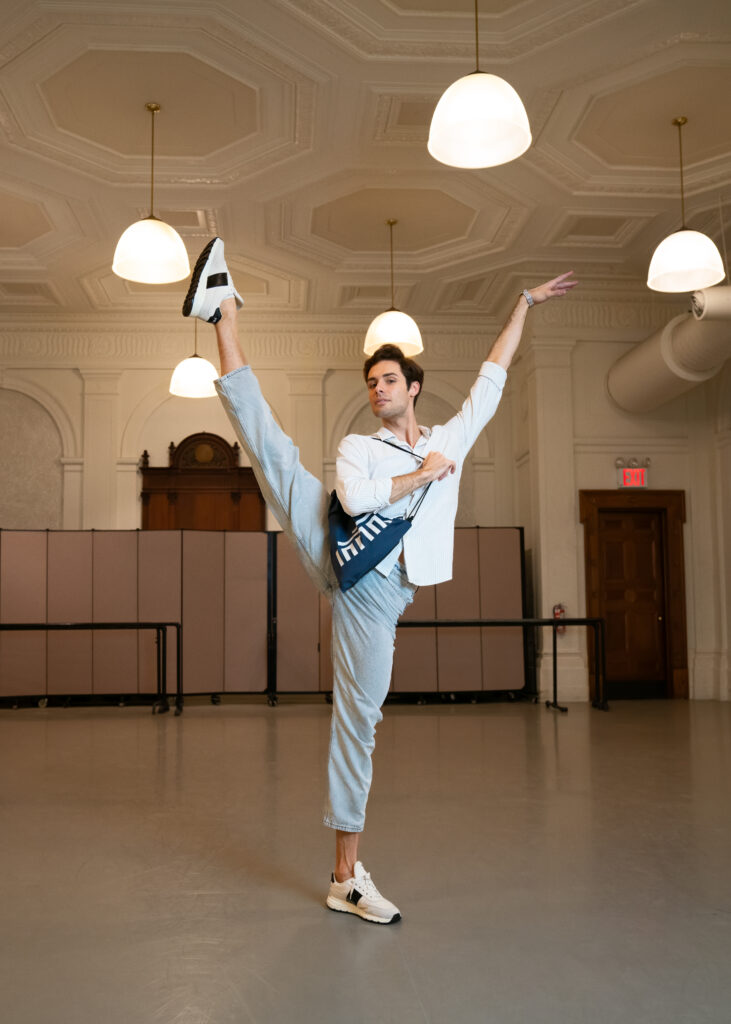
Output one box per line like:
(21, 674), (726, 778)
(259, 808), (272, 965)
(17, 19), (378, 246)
(182, 532), (225, 693)
(47, 532), (92, 696)
(390, 527), (526, 695)
(436, 529), (483, 692)
(0, 526), (526, 702)
(319, 593), (333, 693)
(392, 584), (438, 692)
(276, 537), (320, 692)
(0, 532), (47, 696)
(92, 532), (139, 694)
(224, 532), (268, 693)
(138, 531), (182, 697)
(479, 528), (525, 692)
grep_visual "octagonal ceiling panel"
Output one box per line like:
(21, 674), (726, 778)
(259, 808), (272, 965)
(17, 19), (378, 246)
(549, 210), (652, 248)
(0, 190), (52, 247)
(0, 17), (318, 184)
(526, 43), (731, 199)
(312, 188), (475, 252)
(575, 65), (731, 168)
(272, 169), (525, 275)
(42, 51), (259, 157)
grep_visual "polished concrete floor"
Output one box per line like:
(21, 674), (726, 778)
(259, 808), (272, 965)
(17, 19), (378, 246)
(1, 698), (730, 1024)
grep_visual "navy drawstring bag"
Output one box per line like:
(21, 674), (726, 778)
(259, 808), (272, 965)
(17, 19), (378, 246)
(328, 439), (431, 592)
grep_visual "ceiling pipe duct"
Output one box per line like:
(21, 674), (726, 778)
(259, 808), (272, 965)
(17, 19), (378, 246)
(607, 286), (731, 413)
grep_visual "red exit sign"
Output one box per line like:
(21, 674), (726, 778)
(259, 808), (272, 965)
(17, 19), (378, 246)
(617, 467), (648, 488)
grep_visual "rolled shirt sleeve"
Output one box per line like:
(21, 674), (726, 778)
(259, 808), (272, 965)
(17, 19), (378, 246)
(335, 434), (393, 516)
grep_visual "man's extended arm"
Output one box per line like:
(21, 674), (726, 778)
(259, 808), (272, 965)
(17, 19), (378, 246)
(487, 272), (577, 370)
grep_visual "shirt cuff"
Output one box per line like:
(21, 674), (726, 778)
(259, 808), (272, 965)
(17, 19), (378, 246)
(478, 361), (508, 391)
(373, 476), (393, 508)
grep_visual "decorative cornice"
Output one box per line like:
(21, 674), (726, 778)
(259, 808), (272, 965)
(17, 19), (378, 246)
(278, 0), (644, 62)
(0, 296), (692, 369)
(535, 297), (684, 332)
(574, 438), (689, 453)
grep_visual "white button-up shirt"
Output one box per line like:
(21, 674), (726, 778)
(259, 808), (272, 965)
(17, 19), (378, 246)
(335, 360), (507, 586)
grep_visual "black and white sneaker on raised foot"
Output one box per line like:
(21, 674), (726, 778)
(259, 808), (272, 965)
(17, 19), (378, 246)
(326, 861), (401, 924)
(182, 237), (243, 324)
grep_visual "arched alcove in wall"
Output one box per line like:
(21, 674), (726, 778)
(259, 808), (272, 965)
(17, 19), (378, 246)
(134, 391), (242, 467)
(121, 380), (289, 466)
(0, 388), (63, 528)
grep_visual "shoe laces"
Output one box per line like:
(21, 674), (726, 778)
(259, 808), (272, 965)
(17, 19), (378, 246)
(354, 869), (382, 900)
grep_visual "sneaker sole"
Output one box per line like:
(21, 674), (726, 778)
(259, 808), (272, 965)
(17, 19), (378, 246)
(326, 895), (401, 925)
(182, 237), (219, 318)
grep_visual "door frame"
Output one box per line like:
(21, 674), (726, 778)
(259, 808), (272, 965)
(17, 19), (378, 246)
(579, 490), (688, 699)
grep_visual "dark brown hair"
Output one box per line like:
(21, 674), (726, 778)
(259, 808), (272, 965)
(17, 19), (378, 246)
(363, 345), (425, 406)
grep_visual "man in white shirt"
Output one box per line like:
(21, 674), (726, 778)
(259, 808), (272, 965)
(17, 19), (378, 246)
(183, 237), (576, 925)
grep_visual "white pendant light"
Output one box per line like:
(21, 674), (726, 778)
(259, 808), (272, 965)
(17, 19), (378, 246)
(428, 0), (531, 169)
(113, 102), (190, 285)
(648, 117), (725, 293)
(364, 219), (423, 357)
(170, 320), (218, 398)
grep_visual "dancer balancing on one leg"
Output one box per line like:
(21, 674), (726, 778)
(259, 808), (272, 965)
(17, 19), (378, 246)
(183, 237), (577, 925)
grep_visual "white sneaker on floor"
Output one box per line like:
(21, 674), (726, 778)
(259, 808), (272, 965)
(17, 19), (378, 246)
(182, 237), (244, 324)
(326, 861), (401, 924)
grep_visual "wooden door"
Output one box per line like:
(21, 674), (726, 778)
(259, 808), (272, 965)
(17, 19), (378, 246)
(598, 509), (667, 697)
(580, 490), (688, 700)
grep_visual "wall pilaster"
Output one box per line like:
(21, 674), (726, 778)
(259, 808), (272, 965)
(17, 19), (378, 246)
(80, 371), (121, 529)
(287, 371), (327, 479)
(523, 336), (588, 700)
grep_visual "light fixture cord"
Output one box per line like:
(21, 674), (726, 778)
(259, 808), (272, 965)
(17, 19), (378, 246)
(675, 117), (686, 229)
(719, 193), (729, 281)
(148, 104), (159, 217)
(194, 318), (198, 356)
(387, 219), (396, 309)
(474, 0), (480, 72)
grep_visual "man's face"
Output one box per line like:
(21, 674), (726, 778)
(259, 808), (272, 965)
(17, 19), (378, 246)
(366, 360), (420, 419)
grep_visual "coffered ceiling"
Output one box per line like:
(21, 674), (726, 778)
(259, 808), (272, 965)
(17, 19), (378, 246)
(0, 0), (729, 326)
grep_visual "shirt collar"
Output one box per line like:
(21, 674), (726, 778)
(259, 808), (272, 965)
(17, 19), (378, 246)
(375, 424), (431, 445)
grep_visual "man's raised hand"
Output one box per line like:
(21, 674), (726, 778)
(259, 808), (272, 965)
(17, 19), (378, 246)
(528, 272), (578, 305)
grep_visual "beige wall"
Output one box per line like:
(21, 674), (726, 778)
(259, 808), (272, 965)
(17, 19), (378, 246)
(1, 295), (729, 701)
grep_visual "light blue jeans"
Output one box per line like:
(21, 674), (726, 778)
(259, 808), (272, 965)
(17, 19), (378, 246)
(216, 366), (416, 832)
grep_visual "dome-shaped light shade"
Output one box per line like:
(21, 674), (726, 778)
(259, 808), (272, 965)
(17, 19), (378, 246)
(113, 216), (190, 284)
(169, 354), (218, 398)
(647, 229), (726, 293)
(428, 72), (531, 169)
(364, 309), (423, 357)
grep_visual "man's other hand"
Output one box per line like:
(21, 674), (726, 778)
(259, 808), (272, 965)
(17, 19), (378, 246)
(421, 451), (456, 482)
